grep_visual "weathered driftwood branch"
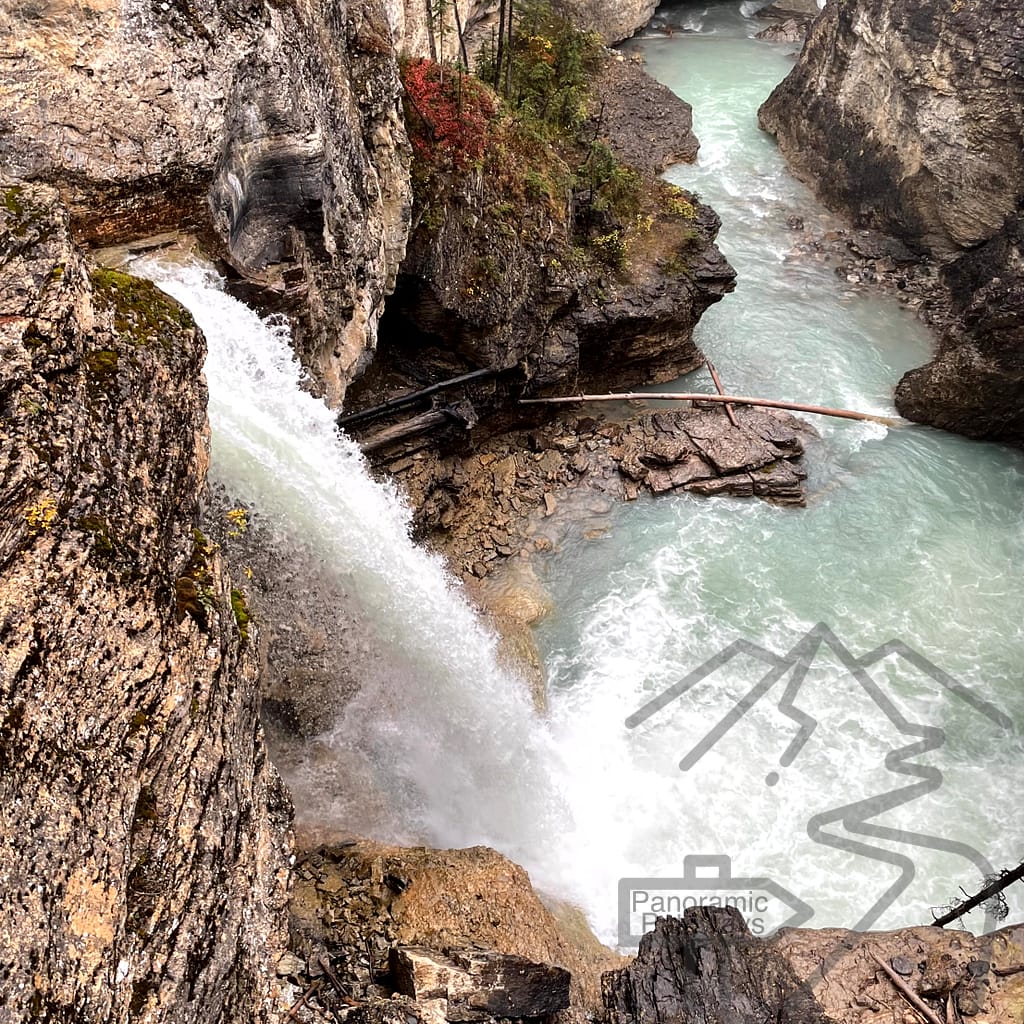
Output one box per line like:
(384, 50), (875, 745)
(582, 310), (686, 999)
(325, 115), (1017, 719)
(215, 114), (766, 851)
(931, 861), (1024, 928)
(705, 359), (738, 427)
(359, 402), (477, 453)
(338, 368), (499, 428)
(519, 391), (901, 427)
(359, 410), (451, 452)
(870, 951), (944, 1024)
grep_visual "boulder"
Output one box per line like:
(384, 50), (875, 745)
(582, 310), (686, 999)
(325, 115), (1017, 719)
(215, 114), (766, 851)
(390, 947), (570, 1023)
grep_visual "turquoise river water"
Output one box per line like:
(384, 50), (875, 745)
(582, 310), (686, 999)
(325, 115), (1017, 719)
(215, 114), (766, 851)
(533, 1), (1024, 944)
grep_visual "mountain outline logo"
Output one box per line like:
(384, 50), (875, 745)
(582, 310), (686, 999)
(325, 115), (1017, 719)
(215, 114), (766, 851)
(624, 623), (1014, 933)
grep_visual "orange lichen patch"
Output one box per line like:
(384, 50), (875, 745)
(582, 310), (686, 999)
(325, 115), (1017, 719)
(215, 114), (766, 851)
(64, 868), (118, 969)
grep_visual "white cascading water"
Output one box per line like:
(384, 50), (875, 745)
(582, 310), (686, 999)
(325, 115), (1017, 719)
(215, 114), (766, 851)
(136, 258), (577, 889)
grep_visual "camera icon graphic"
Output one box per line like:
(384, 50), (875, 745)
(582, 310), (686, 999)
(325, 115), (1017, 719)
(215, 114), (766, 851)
(618, 854), (814, 948)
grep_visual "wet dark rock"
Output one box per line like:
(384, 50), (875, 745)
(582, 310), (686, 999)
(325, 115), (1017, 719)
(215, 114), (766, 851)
(894, 212), (1024, 446)
(590, 52), (699, 175)
(683, 409), (782, 473)
(603, 910), (830, 1024)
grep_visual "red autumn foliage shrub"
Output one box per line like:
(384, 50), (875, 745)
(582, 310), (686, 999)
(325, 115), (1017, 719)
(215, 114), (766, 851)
(402, 58), (496, 171)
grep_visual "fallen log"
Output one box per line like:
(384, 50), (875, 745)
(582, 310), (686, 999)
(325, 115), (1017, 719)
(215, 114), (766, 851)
(337, 367), (501, 428)
(706, 359), (739, 427)
(519, 391), (902, 427)
(930, 860), (1024, 928)
(358, 401), (477, 453)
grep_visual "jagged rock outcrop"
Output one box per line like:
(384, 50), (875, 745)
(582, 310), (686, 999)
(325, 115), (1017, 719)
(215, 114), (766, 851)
(0, 184), (291, 1022)
(590, 53), (700, 176)
(287, 838), (622, 1014)
(892, 205), (1024, 444)
(604, 910), (828, 1024)
(758, 0), (1024, 446)
(385, 191), (731, 396)
(356, 50), (733, 417)
(604, 909), (1024, 1024)
(0, 0), (411, 405)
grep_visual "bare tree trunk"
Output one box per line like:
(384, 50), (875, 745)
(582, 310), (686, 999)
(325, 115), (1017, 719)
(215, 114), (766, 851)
(452, 0), (469, 67)
(519, 391), (902, 427)
(494, 0), (507, 91)
(425, 0), (437, 60)
(504, 0), (514, 97)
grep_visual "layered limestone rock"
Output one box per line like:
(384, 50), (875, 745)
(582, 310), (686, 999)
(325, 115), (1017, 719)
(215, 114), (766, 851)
(0, 0), (411, 405)
(0, 184), (291, 1022)
(758, 0), (1024, 446)
(758, 0), (1023, 256)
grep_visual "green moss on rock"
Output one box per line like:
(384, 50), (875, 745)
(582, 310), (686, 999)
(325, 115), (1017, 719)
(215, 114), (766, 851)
(230, 587), (251, 643)
(89, 267), (195, 350)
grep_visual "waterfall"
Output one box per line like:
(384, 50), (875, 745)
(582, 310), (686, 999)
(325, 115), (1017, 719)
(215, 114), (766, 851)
(136, 258), (573, 889)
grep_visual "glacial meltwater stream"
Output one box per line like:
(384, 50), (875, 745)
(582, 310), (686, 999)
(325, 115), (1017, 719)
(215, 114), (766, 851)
(140, 0), (1023, 955)
(533, 3), (1024, 943)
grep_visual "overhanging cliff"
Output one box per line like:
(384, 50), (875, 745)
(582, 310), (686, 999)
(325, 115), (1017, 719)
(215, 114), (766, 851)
(759, 0), (1024, 447)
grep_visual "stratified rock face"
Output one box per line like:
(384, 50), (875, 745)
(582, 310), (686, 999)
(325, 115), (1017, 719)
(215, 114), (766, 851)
(0, 184), (291, 1022)
(0, 0), (411, 405)
(759, 0), (1024, 256)
(758, 0), (1024, 446)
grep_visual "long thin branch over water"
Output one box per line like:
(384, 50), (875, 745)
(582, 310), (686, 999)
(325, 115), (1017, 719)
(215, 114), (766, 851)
(520, 391), (902, 427)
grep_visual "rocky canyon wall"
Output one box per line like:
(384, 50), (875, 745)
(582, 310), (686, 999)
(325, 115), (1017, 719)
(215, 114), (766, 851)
(390, 0), (661, 60)
(0, 0), (411, 405)
(0, 184), (291, 1022)
(759, 0), (1024, 446)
